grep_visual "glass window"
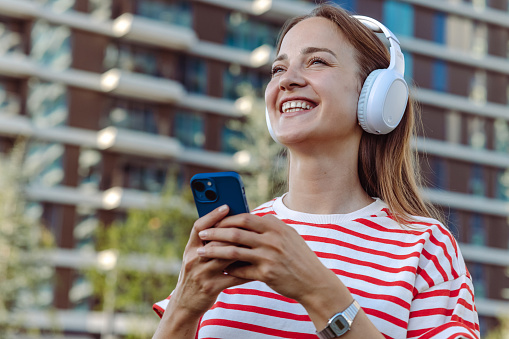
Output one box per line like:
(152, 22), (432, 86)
(103, 101), (158, 134)
(469, 165), (485, 196)
(27, 80), (68, 127)
(79, 149), (102, 190)
(0, 22), (23, 55)
(0, 81), (21, 113)
(496, 169), (509, 201)
(383, 1), (414, 37)
(222, 125), (244, 154)
(223, 65), (266, 100)
(30, 21), (71, 70)
(103, 43), (159, 76)
(122, 162), (166, 192)
(469, 263), (486, 298)
(174, 111), (204, 149)
(494, 119), (509, 152)
(433, 12), (447, 44)
(225, 12), (279, 50)
(180, 56), (207, 94)
(429, 157), (448, 189)
(432, 60), (448, 92)
(25, 142), (64, 187)
(136, 0), (192, 27)
(403, 52), (413, 82)
(467, 116), (486, 149)
(470, 213), (486, 245)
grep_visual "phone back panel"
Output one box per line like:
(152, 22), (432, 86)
(190, 171), (250, 217)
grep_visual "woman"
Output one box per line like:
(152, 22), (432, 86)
(153, 4), (479, 339)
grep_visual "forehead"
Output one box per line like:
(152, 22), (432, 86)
(279, 17), (350, 55)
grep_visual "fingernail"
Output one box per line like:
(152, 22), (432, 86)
(218, 204), (228, 213)
(199, 230), (208, 239)
(197, 248), (205, 255)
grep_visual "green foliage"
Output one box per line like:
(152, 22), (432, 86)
(86, 179), (197, 317)
(485, 317), (509, 339)
(0, 140), (54, 338)
(227, 88), (288, 208)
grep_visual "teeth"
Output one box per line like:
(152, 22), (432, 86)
(281, 100), (314, 113)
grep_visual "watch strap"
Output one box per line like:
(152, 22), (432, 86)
(316, 300), (361, 339)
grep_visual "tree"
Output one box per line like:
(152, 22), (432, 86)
(0, 141), (54, 338)
(228, 86), (288, 208)
(87, 178), (197, 338)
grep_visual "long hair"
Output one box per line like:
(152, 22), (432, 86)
(275, 4), (441, 224)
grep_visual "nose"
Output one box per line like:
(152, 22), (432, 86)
(279, 66), (306, 91)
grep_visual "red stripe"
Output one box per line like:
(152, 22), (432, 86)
(289, 219), (427, 248)
(222, 288), (298, 304)
(330, 268), (414, 292)
(428, 234), (459, 279)
(316, 251), (417, 274)
(418, 267), (435, 289)
(210, 301), (310, 322)
(303, 235), (420, 261)
(199, 319), (317, 339)
(417, 321), (479, 339)
(421, 248), (449, 282)
(410, 307), (453, 318)
(355, 217), (426, 235)
(363, 308), (407, 329)
(349, 287), (411, 310)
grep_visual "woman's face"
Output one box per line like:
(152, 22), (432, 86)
(265, 17), (362, 148)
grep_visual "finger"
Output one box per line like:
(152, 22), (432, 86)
(188, 205), (230, 247)
(214, 213), (266, 233)
(198, 243), (257, 264)
(199, 227), (261, 248)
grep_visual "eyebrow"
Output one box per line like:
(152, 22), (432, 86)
(273, 47), (337, 63)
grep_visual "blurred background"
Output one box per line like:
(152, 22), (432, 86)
(0, 0), (508, 338)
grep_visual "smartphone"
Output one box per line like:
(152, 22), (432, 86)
(190, 171), (250, 218)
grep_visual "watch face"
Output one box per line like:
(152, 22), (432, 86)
(331, 316), (349, 335)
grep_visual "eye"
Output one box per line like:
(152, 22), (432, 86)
(309, 56), (328, 66)
(270, 65), (285, 77)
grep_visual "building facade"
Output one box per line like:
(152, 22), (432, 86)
(0, 0), (508, 337)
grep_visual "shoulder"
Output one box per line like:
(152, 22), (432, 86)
(250, 198), (278, 216)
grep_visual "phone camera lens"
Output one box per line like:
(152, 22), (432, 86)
(193, 181), (206, 192)
(205, 190), (217, 201)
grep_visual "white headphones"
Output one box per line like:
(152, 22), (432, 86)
(266, 15), (408, 143)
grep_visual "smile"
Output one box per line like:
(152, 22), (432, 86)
(281, 100), (316, 113)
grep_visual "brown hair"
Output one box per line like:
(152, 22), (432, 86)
(276, 4), (441, 224)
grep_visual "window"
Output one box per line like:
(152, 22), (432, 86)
(174, 111), (204, 149)
(383, 1), (414, 37)
(223, 65), (266, 100)
(27, 81), (68, 127)
(103, 101), (158, 134)
(79, 149), (102, 190)
(122, 162), (167, 192)
(0, 22), (23, 55)
(225, 12), (279, 50)
(429, 157), (448, 189)
(222, 125), (244, 154)
(403, 52), (413, 82)
(496, 169), (509, 201)
(432, 60), (448, 92)
(469, 263), (486, 298)
(469, 165), (485, 196)
(30, 21), (71, 70)
(180, 56), (207, 94)
(25, 142), (64, 187)
(433, 12), (447, 44)
(103, 43), (159, 76)
(136, 0), (192, 27)
(469, 213), (486, 245)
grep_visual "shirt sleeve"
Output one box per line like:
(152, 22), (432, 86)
(407, 274), (480, 339)
(153, 295), (171, 318)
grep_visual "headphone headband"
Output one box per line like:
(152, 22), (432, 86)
(352, 15), (405, 76)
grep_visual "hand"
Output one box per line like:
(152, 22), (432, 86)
(169, 205), (250, 319)
(196, 213), (338, 303)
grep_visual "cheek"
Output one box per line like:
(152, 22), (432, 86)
(264, 80), (278, 110)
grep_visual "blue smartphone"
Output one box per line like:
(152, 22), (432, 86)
(190, 171), (250, 217)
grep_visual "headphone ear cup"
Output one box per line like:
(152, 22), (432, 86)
(265, 107), (282, 145)
(357, 69), (383, 134)
(357, 69), (408, 134)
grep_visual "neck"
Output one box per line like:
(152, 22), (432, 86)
(284, 141), (373, 215)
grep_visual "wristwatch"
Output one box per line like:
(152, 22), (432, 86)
(316, 300), (361, 339)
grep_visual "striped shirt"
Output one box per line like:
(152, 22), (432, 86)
(154, 197), (479, 339)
